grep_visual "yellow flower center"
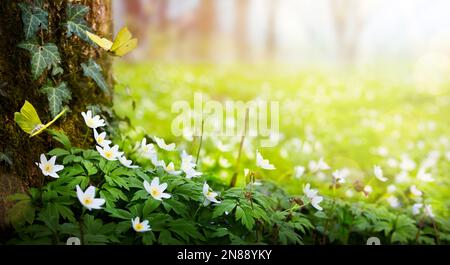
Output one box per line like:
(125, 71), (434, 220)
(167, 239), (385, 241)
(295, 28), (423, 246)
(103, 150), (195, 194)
(207, 191), (213, 197)
(44, 163), (53, 172)
(83, 197), (93, 205)
(151, 188), (161, 197)
(135, 223), (143, 231)
(104, 150), (113, 159)
(167, 164), (174, 171)
(87, 119), (94, 127)
(97, 137), (103, 144)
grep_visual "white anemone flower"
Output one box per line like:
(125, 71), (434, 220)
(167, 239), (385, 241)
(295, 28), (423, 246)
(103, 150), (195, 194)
(203, 182), (221, 206)
(36, 154), (64, 178)
(184, 167), (202, 179)
(308, 157), (330, 172)
(162, 161), (182, 175)
(410, 185), (423, 197)
(387, 196), (400, 208)
(424, 204), (435, 218)
(387, 184), (397, 193)
(417, 168), (434, 182)
(219, 157), (232, 168)
(140, 138), (156, 158)
(256, 150), (275, 170)
(93, 129), (111, 147)
(374, 165), (387, 182)
(81, 110), (105, 129)
(143, 177), (171, 201)
(154, 136), (176, 151)
(332, 169), (347, 184)
(76, 185), (105, 210)
(96, 144), (122, 161)
(244, 168), (250, 177)
(294, 166), (305, 179)
(412, 203), (423, 215)
(303, 183), (323, 211)
(131, 217), (151, 232)
(119, 156), (139, 169)
(181, 150), (196, 169)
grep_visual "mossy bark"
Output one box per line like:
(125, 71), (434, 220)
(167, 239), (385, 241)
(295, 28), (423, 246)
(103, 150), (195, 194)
(0, 0), (113, 233)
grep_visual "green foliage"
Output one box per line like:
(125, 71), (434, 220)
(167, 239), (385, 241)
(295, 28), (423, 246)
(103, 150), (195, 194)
(40, 80), (71, 118)
(6, 130), (449, 245)
(81, 59), (110, 94)
(64, 3), (92, 43)
(18, 41), (61, 80)
(18, 2), (48, 39)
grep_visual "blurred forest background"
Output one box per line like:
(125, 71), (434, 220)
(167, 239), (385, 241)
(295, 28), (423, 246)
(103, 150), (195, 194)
(114, 0), (450, 75)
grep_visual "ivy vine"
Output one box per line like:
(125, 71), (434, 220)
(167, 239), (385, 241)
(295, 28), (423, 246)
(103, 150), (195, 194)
(17, 1), (109, 118)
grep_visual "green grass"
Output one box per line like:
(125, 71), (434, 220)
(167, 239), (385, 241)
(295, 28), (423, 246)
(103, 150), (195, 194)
(113, 62), (450, 221)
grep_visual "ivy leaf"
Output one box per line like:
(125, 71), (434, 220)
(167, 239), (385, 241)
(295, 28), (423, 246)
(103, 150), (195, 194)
(18, 41), (61, 80)
(18, 2), (48, 39)
(51, 66), (64, 76)
(64, 3), (92, 42)
(40, 81), (71, 118)
(81, 59), (109, 94)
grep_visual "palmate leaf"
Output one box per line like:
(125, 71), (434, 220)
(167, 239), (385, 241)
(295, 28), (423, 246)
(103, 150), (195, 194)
(18, 2), (48, 39)
(64, 3), (92, 42)
(40, 80), (71, 118)
(81, 59), (109, 94)
(18, 41), (61, 80)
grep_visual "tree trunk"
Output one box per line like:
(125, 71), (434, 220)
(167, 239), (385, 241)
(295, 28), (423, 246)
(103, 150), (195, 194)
(0, 0), (113, 234)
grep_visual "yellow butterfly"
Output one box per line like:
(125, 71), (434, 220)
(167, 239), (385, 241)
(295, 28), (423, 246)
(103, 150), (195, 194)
(86, 26), (138, 57)
(14, 100), (67, 137)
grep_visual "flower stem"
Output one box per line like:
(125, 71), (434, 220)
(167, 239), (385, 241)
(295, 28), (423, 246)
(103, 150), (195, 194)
(81, 128), (90, 148)
(322, 182), (337, 244)
(230, 108), (249, 187)
(193, 204), (202, 218)
(195, 119), (205, 165)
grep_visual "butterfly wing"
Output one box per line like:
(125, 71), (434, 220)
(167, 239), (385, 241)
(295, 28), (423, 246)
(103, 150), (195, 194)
(113, 38), (138, 57)
(86, 31), (113, 51)
(31, 107), (68, 137)
(110, 26), (137, 56)
(14, 100), (42, 134)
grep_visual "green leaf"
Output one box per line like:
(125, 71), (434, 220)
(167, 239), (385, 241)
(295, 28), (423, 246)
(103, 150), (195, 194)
(142, 232), (156, 245)
(235, 205), (255, 230)
(51, 66), (64, 76)
(18, 3), (48, 39)
(7, 198), (35, 229)
(64, 3), (92, 42)
(82, 160), (97, 176)
(162, 199), (189, 217)
(48, 130), (71, 149)
(168, 219), (205, 242)
(391, 215), (417, 244)
(81, 59), (109, 94)
(18, 41), (61, 80)
(212, 199), (237, 218)
(105, 208), (133, 220)
(47, 148), (70, 157)
(143, 199), (161, 217)
(40, 80), (71, 118)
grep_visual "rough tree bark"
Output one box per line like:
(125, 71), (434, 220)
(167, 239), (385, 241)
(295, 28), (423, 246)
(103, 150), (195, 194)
(0, 0), (113, 235)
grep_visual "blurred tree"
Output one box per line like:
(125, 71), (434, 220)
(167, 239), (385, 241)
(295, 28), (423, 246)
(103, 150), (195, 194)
(235, 0), (250, 61)
(194, 0), (216, 61)
(266, 0), (279, 61)
(0, 0), (112, 233)
(329, 0), (366, 65)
